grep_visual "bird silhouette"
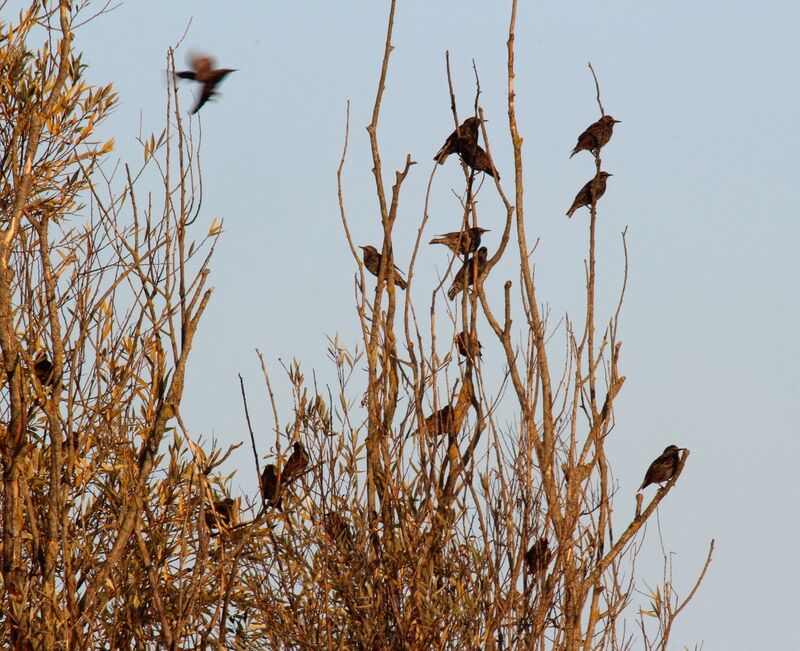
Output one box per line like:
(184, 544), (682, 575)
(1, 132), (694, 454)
(454, 330), (482, 359)
(260, 464), (280, 507)
(359, 245), (407, 290)
(459, 140), (500, 179)
(434, 116), (481, 164)
(570, 115), (621, 158)
(565, 172), (612, 218)
(282, 441), (309, 483)
(639, 445), (684, 490)
(430, 227), (488, 256)
(175, 54), (236, 114)
(525, 538), (552, 578)
(204, 497), (238, 530)
(32, 353), (55, 387)
(447, 247), (488, 300)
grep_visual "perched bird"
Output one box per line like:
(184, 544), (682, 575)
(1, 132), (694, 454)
(324, 512), (355, 550)
(639, 445), (684, 490)
(454, 330), (483, 359)
(447, 247), (488, 300)
(570, 115), (621, 158)
(423, 405), (457, 436)
(282, 441), (309, 483)
(175, 54), (236, 114)
(565, 171), (612, 218)
(32, 354), (55, 387)
(204, 497), (238, 530)
(525, 538), (552, 577)
(359, 245), (408, 290)
(459, 141), (500, 179)
(434, 116), (481, 164)
(430, 227), (488, 256)
(260, 464), (280, 507)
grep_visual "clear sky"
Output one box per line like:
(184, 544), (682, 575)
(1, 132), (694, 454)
(71, 1), (800, 647)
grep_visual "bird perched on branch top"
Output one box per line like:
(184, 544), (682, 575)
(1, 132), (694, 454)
(359, 245), (408, 290)
(447, 247), (488, 300)
(434, 116), (481, 164)
(570, 115), (621, 158)
(430, 227), (488, 256)
(204, 497), (238, 530)
(175, 53), (236, 114)
(282, 441), (309, 483)
(565, 172), (612, 218)
(260, 464), (280, 507)
(33, 353), (55, 387)
(639, 445), (684, 490)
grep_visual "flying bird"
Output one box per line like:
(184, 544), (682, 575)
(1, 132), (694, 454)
(565, 172), (612, 218)
(359, 245), (407, 290)
(447, 247), (488, 300)
(434, 116), (481, 164)
(570, 115), (621, 158)
(639, 445), (684, 490)
(430, 227), (488, 256)
(175, 53), (236, 114)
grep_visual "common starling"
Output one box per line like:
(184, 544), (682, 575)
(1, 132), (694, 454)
(359, 245), (408, 290)
(204, 497), (238, 530)
(175, 54), (236, 114)
(33, 354), (55, 387)
(454, 330), (483, 359)
(565, 172), (612, 218)
(639, 445), (684, 490)
(434, 116), (481, 164)
(459, 140), (500, 179)
(447, 246), (488, 300)
(430, 227), (489, 256)
(324, 512), (355, 550)
(570, 115), (621, 158)
(282, 441), (309, 483)
(260, 464), (280, 507)
(525, 538), (552, 577)
(423, 405), (457, 436)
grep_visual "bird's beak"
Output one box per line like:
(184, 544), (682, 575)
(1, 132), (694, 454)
(613, 119), (622, 123)
(606, 173), (614, 176)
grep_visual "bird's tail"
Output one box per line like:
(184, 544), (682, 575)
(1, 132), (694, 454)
(429, 237), (445, 246)
(433, 150), (448, 165)
(395, 277), (408, 290)
(566, 207), (576, 218)
(569, 148), (578, 159)
(447, 286), (457, 301)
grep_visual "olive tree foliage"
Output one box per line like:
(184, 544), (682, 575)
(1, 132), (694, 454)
(0, 2), (243, 649)
(0, 1), (711, 650)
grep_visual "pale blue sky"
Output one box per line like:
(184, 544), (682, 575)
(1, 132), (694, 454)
(72, 1), (800, 647)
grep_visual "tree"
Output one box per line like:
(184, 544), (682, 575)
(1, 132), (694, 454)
(0, 1), (711, 649)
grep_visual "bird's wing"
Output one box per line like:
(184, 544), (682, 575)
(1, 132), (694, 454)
(191, 82), (216, 114)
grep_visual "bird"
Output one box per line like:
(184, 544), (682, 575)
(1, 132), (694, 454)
(430, 227), (488, 256)
(639, 445), (684, 490)
(359, 245), (407, 290)
(434, 116), (481, 164)
(570, 115), (621, 158)
(324, 512), (355, 550)
(204, 497), (238, 530)
(32, 354), (55, 387)
(454, 330), (482, 359)
(565, 172), (612, 218)
(282, 441), (309, 483)
(175, 53), (236, 114)
(447, 247), (488, 300)
(423, 405), (457, 436)
(525, 538), (552, 577)
(260, 464), (280, 507)
(459, 140), (500, 179)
